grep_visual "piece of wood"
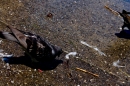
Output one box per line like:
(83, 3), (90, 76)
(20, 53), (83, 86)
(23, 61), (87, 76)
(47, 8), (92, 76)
(76, 67), (99, 77)
(104, 5), (120, 16)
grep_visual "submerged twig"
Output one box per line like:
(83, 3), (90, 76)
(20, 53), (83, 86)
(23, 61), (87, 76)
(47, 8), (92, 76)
(104, 5), (120, 17)
(76, 67), (99, 77)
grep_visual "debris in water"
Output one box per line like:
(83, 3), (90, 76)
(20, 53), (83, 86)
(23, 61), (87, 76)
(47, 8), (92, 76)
(11, 80), (14, 84)
(113, 60), (125, 68)
(76, 67), (99, 77)
(104, 5), (120, 16)
(67, 72), (72, 78)
(80, 41), (106, 56)
(65, 52), (77, 59)
(47, 13), (53, 18)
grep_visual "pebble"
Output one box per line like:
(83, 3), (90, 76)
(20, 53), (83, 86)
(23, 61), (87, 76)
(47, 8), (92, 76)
(90, 79), (94, 82)
(34, 69), (37, 71)
(11, 80), (14, 84)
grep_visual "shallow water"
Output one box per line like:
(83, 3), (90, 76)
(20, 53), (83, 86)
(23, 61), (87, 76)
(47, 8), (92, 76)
(0, 0), (130, 85)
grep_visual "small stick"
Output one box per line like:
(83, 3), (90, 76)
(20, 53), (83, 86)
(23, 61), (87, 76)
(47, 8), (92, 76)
(104, 5), (120, 16)
(76, 67), (99, 77)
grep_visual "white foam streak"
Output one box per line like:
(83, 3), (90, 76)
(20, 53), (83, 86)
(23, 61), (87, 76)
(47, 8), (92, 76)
(80, 41), (107, 56)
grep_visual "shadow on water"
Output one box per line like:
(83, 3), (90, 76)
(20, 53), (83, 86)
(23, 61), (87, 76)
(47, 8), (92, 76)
(3, 56), (63, 70)
(115, 30), (130, 39)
